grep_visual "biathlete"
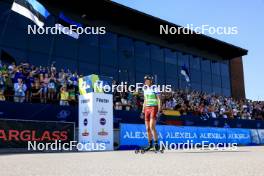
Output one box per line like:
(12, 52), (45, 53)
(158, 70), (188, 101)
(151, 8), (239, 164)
(140, 75), (162, 152)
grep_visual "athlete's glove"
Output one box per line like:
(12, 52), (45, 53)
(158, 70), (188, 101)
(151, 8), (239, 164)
(140, 112), (145, 119)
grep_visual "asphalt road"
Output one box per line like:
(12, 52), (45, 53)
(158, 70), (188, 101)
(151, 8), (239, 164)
(0, 146), (264, 176)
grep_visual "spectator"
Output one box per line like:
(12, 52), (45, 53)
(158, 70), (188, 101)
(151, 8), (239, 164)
(14, 78), (27, 103)
(60, 84), (69, 106)
(0, 71), (5, 101)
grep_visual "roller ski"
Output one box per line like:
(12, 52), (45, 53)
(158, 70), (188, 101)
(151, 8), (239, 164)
(135, 143), (164, 154)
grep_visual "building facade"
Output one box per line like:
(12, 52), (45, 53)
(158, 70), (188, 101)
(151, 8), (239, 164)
(0, 0), (247, 98)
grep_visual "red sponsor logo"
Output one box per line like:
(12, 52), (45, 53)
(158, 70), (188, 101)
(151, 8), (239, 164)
(0, 129), (68, 142)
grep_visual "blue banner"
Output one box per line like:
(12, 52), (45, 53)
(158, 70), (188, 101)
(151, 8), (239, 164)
(226, 128), (251, 144)
(258, 129), (264, 144)
(120, 123), (253, 147)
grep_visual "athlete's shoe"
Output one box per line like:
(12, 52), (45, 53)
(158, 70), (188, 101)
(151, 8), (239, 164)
(154, 143), (160, 151)
(143, 145), (152, 151)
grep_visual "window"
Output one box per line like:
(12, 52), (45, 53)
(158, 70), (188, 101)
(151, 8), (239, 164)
(202, 72), (212, 85)
(79, 62), (99, 76)
(212, 87), (221, 95)
(222, 88), (231, 97)
(100, 32), (117, 49)
(134, 41), (150, 58)
(166, 77), (178, 89)
(100, 48), (117, 67)
(152, 60), (164, 75)
(201, 58), (211, 73)
(211, 61), (220, 75)
(220, 61), (229, 77)
(53, 57), (78, 72)
(2, 27), (28, 50)
(80, 34), (99, 47)
(54, 35), (78, 59)
(100, 66), (117, 80)
(78, 45), (99, 64)
(221, 76), (230, 89)
(28, 34), (54, 54)
(28, 52), (50, 66)
(202, 85), (212, 93)
(212, 74), (221, 87)
(165, 49), (177, 65)
(150, 45), (163, 62)
(166, 64), (177, 77)
(177, 52), (189, 67)
(190, 56), (201, 70)
(136, 56), (150, 72)
(190, 69), (201, 83)
(191, 83), (202, 91)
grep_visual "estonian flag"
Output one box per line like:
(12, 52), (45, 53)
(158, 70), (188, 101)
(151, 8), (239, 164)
(180, 65), (190, 83)
(55, 12), (82, 39)
(11, 0), (50, 27)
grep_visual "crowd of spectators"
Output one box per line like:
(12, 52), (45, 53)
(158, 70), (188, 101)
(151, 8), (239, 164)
(0, 61), (78, 105)
(0, 61), (264, 120)
(113, 90), (264, 120)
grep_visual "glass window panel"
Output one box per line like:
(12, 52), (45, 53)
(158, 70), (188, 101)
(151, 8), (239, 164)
(134, 41), (150, 58)
(54, 35), (78, 59)
(100, 32), (117, 49)
(152, 60), (164, 75)
(191, 83), (202, 91)
(202, 85), (212, 93)
(212, 74), (221, 87)
(177, 52), (189, 67)
(118, 36), (133, 53)
(221, 76), (230, 89)
(136, 57), (150, 72)
(211, 61), (221, 75)
(190, 69), (201, 83)
(28, 34), (53, 54)
(100, 66), (117, 80)
(2, 47), (27, 64)
(222, 88), (231, 97)
(165, 64), (177, 77)
(100, 48), (117, 67)
(202, 72), (212, 85)
(212, 87), (222, 95)
(28, 52), (49, 66)
(79, 45), (99, 64)
(165, 49), (177, 65)
(53, 57), (77, 72)
(80, 34), (99, 47)
(221, 62), (229, 77)
(189, 56), (201, 70)
(201, 58), (211, 73)
(79, 62), (98, 76)
(166, 77), (178, 89)
(2, 27), (28, 50)
(150, 45), (163, 62)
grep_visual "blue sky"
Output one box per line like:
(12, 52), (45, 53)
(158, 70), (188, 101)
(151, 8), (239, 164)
(113, 0), (264, 101)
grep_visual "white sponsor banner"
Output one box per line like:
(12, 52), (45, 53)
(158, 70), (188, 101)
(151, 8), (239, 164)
(78, 93), (113, 151)
(257, 129), (264, 144)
